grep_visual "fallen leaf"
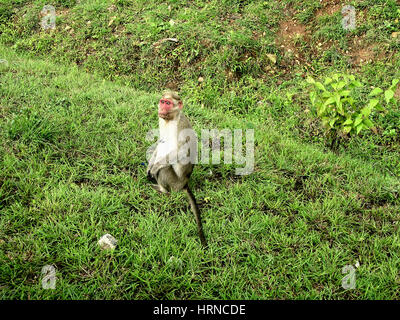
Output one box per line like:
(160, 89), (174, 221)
(266, 54), (277, 64)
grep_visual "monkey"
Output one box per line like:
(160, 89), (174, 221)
(147, 91), (207, 247)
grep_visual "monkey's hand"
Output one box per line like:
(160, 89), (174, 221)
(148, 161), (170, 178)
(146, 143), (160, 180)
(146, 169), (157, 183)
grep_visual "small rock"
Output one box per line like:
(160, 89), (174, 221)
(355, 261), (360, 268)
(98, 234), (117, 250)
(392, 32), (399, 38)
(198, 76), (204, 83)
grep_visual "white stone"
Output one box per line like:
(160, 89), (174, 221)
(98, 234), (117, 250)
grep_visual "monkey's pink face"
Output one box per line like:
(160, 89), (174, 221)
(158, 98), (182, 120)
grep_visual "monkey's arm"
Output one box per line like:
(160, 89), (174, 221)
(147, 143), (162, 183)
(147, 148), (157, 174)
(148, 149), (177, 178)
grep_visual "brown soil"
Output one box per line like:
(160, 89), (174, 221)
(276, 19), (309, 54)
(315, 2), (342, 18)
(57, 9), (70, 16)
(347, 37), (384, 65)
(395, 85), (400, 100)
(349, 44), (376, 65)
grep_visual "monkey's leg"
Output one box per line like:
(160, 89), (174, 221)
(151, 184), (170, 194)
(184, 186), (207, 247)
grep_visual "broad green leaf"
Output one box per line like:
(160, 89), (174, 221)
(322, 92), (332, 98)
(306, 76), (315, 84)
(323, 96), (336, 107)
(318, 103), (327, 116)
(334, 94), (344, 115)
(354, 115), (363, 127)
(368, 99), (379, 108)
(350, 80), (362, 88)
(337, 101), (344, 115)
(343, 97), (355, 106)
(310, 91), (316, 106)
(361, 105), (372, 117)
(315, 82), (326, 91)
(324, 77), (333, 85)
(329, 118), (336, 128)
(356, 124), (363, 135)
(339, 90), (351, 97)
(391, 79), (399, 88)
(337, 81), (346, 90)
(369, 87), (383, 97)
(385, 89), (394, 103)
(343, 118), (353, 125)
(343, 126), (352, 133)
(363, 119), (374, 128)
(322, 117), (330, 127)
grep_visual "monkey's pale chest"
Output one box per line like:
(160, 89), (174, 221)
(156, 119), (178, 161)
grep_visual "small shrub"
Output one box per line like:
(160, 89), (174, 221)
(306, 73), (399, 150)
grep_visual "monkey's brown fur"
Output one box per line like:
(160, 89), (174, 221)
(147, 91), (207, 247)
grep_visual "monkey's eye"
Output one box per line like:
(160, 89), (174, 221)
(166, 101), (170, 105)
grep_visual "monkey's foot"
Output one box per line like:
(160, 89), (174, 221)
(151, 184), (170, 195)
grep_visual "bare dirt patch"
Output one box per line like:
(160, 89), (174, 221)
(349, 44), (376, 65)
(276, 19), (309, 54)
(57, 9), (70, 16)
(395, 85), (400, 100)
(316, 3), (341, 18)
(315, 0), (347, 18)
(346, 37), (384, 65)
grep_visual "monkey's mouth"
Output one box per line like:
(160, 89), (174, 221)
(158, 113), (171, 120)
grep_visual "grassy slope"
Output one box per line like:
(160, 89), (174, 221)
(1, 44), (400, 299)
(1, 0), (400, 171)
(0, 0), (399, 299)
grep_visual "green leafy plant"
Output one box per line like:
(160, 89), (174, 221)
(306, 73), (399, 150)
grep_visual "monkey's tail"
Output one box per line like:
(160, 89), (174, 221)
(184, 186), (207, 247)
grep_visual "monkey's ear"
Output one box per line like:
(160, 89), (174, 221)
(178, 101), (183, 109)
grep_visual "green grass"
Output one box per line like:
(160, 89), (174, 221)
(0, 0), (400, 300)
(1, 44), (400, 299)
